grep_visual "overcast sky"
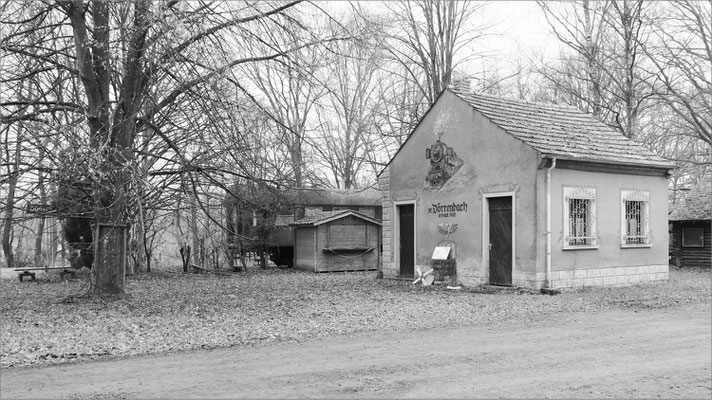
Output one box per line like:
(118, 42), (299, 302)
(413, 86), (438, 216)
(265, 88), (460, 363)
(325, 1), (561, 79)
(481, 1), (556, 59)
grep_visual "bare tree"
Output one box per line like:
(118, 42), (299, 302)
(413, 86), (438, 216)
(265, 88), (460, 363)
(239, 18), (329, 188)
(312, 15), (386, 189)
(537, 0), (656, 139)
(1, 112), (23, 269)
(633, 1), (712, 198)
(367, 0), (492, 166)
(373, 66), (427, 154)
(536, 0), (608, 114)
(640, 102), (711, 205)
(535, 0), (710, 200)
(386, 0), (487, 105)
(642, 0), (711, 146)
(1, 2), (71, 269)
(607, 0), (647, 139)
(1, 1), (341, 294)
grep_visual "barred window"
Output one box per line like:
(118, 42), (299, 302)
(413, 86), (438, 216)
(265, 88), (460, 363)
(624, 201), (645, 244)
(569, 198), (593, 245)
(563, 186), (597, 248)
(621, 190), (650, 247)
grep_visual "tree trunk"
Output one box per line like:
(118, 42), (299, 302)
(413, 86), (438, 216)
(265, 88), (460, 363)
(289, 132), (304, 187)
(180, 245), (191, 273)
(34, 167), (46, 267)
(260, 245), (267, 269)
(67, 1), (127, 294)
(91, 149), (131, 294)
(93, 223), (127, 294)
(189, 189), (201, 267)
(616, 0), (641, 139)
(582, 0), (602, 117)
(135, 207), (148, 274)
(1, 134), (20, 270)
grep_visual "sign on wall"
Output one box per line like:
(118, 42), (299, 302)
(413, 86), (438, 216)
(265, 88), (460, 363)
(427, 201), (469, 218)
(26, 203), (54, 214)
(431, 246), (451, 260)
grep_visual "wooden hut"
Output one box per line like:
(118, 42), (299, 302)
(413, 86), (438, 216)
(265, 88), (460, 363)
(669, 177), (711, 268)
(291, 210), (381, 272)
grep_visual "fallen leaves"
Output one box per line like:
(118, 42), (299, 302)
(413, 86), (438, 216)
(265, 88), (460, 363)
(1, 267), (709, 369)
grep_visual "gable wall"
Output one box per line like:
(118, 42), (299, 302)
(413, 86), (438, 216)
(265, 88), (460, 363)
(384, 91), (542, 285)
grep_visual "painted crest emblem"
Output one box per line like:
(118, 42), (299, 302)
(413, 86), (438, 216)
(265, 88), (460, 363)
(437, 223), (458, 238)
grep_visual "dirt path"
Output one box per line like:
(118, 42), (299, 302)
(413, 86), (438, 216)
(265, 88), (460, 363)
(2, 303), (710, 399)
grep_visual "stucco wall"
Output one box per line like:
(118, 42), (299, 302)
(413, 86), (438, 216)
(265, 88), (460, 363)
(382, 91), (670, 289)
(545, 168), (669, 287)
(384, 91), (541, 286)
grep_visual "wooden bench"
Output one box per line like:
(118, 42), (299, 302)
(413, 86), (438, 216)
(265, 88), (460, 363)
(14, 267), (78, 282)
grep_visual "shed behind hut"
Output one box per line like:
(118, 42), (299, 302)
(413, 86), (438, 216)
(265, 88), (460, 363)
(669, 176), (712, 268)
(291, 210), (381, 272)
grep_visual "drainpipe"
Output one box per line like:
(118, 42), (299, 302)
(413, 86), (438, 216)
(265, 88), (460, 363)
(546, 158), (556, 289)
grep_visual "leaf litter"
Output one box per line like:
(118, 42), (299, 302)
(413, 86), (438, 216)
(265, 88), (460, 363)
(1, 266), (709, 369)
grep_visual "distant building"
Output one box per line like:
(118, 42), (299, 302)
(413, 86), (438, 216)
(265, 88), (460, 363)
(669, 176), (712, 269)
(231, 187), (383, 268)
(290, 210), (381, 272)
(277, 188), (383, 225)
(379, 86), (675, 289)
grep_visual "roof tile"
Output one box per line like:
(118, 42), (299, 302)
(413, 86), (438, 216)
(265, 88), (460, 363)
(449, 87), (674, 169)
(291, 209), (382, 227)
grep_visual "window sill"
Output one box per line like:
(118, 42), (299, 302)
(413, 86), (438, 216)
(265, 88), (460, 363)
(562, 245), (599, 251)
(621, 244), (652, 249)
(322, 247), (373, 254)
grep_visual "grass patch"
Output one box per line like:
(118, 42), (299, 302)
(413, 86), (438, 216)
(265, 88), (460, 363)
(1, 266), (709, 369)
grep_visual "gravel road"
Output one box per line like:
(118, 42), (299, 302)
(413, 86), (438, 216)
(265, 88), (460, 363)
(1, 302), (710, 399)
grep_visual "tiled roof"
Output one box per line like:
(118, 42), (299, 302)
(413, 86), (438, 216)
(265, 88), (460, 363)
(291, 210), (346, 226)
(274, 214), (294, 227)
(669, 176), (712, 221)
(448, 87), (674, 169)
(291, 210), (382, 227)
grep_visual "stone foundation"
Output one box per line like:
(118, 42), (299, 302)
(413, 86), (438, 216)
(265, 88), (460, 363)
(382, 263), (669, 290)
(548, 264), (669, 289)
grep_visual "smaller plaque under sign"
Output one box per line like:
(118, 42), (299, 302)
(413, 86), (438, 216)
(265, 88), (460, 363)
(431, 246), (451, 260)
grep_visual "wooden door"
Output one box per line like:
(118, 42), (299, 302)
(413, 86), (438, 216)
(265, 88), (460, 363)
(398, 204), (415, 277)
(488, 197), (512, 286)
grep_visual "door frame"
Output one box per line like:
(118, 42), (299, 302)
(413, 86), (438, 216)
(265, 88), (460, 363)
(393, 200), (417, 277)
(481, 191), (516, 285)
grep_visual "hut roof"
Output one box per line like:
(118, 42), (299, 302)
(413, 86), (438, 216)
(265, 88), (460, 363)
(290, 209), (382, 227)
(669, 176), (712, 221)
